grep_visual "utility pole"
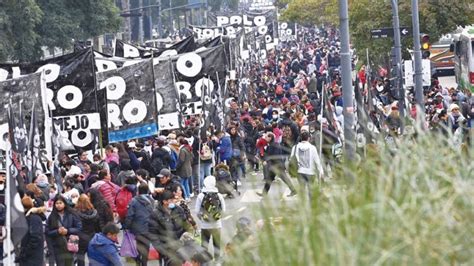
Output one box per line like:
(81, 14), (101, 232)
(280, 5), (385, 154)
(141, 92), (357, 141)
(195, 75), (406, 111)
(411, 0), (425, 119)
(339, 0), (355, 161)
(169, 0), (173, 34)
(391, 0), (405, 132)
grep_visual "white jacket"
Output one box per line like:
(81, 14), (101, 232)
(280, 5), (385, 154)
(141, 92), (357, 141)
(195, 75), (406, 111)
(195, 176), (226, 229)
(291, 141), (324, 177)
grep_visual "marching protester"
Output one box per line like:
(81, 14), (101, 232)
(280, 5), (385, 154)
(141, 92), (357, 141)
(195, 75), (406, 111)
(75, 194), (101, 266)
(87, 223), (122, 266)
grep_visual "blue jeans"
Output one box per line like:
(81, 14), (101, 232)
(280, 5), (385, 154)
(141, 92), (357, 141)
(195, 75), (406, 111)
(199, 162), (212, 191)
(181, 177), (191, 199)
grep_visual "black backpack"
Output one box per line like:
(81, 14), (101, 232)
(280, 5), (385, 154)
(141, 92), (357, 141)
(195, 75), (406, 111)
(150, 156), (164, 177)
(200, 192), (222, 222)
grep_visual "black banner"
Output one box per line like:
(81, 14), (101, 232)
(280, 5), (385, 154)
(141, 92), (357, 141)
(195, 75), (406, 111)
(154, 61), (179, 131)
(0, 73), (46, 151)
(114, 36), (197, 59)
(278, 22), (297, 41)
(96, 59), (157, 143)
(172, 45), (227, 131)
(0, 49), (102, 150)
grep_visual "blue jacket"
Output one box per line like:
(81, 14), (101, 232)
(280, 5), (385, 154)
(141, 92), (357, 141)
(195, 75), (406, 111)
(124, 195), (154, 235)
(218, 134), (233, 161)
(87, 233), (122, 266)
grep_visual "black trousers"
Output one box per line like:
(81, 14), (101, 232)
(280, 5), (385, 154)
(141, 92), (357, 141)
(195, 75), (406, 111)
(262, 164), (296, 194)
(136, 234), (150, 266)
(201, 228), (221, 260)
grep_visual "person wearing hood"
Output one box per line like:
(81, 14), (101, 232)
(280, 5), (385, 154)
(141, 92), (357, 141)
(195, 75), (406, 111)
(16, 196), (44, 266)
(335, 105), (344, 130)
(195, 175), (226, 261)
(215, 130), (233, 164)
(124, 184), (154, 266)
(35, 173), (50, 199)
(87, 223), (122, 266)
(290, 131), (324, 199)
(75, 194), (100, 266)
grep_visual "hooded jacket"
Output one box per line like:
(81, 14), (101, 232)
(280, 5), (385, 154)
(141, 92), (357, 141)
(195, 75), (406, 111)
(217, 133), (233, 161)
(291, 141), (324, 176)
(195, 176), (226, 230)
(124, 194), (154, 235)
(76, 209), (101, 252)
(87, 233), (122, 266)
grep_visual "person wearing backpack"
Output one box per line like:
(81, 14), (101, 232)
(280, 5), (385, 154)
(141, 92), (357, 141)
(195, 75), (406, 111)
(195, 175), (226, 261)
(90, 169), (121, 213)
(150, 138), (171, 177)
(124, 184), (155, 266)
(115, 176), (137, 224)
(199, 136), (213, 193)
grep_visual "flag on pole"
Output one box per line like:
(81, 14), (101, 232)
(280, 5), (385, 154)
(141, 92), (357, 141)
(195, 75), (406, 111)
(6, 105), (28, 247)
(51, 121), (65, 194)
(27, 100), (41, 183)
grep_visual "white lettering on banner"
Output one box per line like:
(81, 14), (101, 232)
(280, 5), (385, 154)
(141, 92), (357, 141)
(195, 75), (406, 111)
(123, 43), (140, 58)
(175, 81), (192, 99)
(35, 64), (60, 83)
(0, 69), (8, 81)
(46, 89), (55, 110)
(53, 113), (101, 148)
(71, 129), (93, 148)
(176, 53), (203, 78)
(0, 123), (9, 151)
(95, 59), (118, 73)
(100, 76), (126, 100)
(181, 101), (202, 116)
(108, 104), (122, 128)
(122, 100), (147, 124)
(216, 15), (266, 27)
(159, 49), (178, 58)
(280, 22), (288, 30)
(56, 85), (83, 109)
(195, 77), (215, 97)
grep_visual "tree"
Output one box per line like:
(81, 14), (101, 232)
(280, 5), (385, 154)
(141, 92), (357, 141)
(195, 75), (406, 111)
(0, 0), (121, 62)
(0, 0), (43, 62)
(281, 0), (474, 66)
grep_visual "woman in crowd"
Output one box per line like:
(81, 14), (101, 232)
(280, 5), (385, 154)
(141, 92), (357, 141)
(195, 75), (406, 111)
(17, 196), (44, 266)
(176, 138), (193, 201)
(46, 195), (82, 266)
(88, 188), (114, 231)
(75, 194), (101, 266)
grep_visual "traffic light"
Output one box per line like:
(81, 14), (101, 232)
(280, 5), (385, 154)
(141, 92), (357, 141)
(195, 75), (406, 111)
(421, 34), (430, 59)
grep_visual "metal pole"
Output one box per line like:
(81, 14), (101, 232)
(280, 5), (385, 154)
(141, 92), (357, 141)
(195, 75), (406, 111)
(391, 0), (405, 131)
(205, 0), (209, 26)
(339, 0), (355, 160)
(169, 0), (172, 34)
(411, 0), (425, 118)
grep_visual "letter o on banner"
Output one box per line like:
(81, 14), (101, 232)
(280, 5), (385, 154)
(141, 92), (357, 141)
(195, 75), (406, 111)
(280, 22), (288, 30)
(257, 25), (268, 35)
(176, 53), (202, 78)
(123, 100), (147, 124)
(57, 85), (83, 110)
(36, 64), (61, 84)
(253, 16), (266, 26)
(265, 35), (272, 43)
(72, 129), (93, 148)
(156, 92), (163, 112)
(101, 76), (126, 100)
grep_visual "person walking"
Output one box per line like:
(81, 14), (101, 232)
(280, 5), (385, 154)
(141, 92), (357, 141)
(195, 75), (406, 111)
(17, 196), (44, 266)
(256, 132), (297, 197)
(124, 184), (155, 266)
(176, 138), (193, 201)
(195, 175), (226, 261)
(290, 131), (324, 199)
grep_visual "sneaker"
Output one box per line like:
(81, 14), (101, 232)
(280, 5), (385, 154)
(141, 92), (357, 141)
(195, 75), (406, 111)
(189, 193), (195, 198)
(237, 180), (242, 187)
(287, 191), (297, 197)
(256, 192), (264, 197)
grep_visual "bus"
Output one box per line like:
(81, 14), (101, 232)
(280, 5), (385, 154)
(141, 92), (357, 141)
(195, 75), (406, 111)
(430, 38), (455, 74)
(452, 26), (474, 92)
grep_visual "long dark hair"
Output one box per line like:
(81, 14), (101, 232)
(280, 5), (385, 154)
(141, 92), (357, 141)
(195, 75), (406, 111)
(49, 195), (72, 228)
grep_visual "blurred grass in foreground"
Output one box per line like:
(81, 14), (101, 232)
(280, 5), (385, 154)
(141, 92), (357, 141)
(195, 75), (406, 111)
(226, 133), (474, 265)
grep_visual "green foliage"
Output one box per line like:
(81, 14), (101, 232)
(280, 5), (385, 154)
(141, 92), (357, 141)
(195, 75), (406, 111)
(281, 0), (474, 67)
(0, 0), (121, 62)
(226, 133), (474, 265)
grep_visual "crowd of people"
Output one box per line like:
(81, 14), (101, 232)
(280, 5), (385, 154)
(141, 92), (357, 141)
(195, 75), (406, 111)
(0, 25), (472, 266)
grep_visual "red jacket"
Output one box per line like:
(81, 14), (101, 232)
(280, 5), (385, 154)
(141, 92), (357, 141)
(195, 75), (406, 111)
(92, 180), (120, 212)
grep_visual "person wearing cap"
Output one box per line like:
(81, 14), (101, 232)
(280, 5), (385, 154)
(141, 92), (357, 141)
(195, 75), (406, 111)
(154, 168), (180, 202)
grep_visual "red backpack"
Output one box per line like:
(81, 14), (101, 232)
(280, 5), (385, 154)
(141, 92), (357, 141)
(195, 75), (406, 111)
(115, 187), (133, 222)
